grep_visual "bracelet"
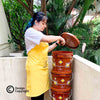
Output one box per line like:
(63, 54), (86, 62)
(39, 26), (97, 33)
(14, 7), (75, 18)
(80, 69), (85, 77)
(55, 42), (59, 46)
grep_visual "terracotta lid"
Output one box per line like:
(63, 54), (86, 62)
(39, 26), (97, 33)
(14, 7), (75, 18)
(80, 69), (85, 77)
(61, 32), (80, 49)
(51, 69), (72, 75)
(51, 86), (71, 93)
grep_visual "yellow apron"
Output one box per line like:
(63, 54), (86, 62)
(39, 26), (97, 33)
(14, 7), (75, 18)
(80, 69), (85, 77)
(26, 42), (49, 97)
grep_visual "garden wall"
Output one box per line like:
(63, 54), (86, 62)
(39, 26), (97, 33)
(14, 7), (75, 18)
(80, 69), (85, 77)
(0, 55), (100, 100)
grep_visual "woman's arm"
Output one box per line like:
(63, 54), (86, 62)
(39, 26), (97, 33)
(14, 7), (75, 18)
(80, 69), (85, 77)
(40, 35), (65, 45)
(48, 42), (58, 52)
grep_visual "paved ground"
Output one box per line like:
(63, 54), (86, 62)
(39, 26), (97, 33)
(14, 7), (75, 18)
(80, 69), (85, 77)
(83, 13), (100, 23)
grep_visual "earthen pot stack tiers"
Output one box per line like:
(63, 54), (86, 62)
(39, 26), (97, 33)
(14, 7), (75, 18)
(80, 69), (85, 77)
(51, 86), (71, 100)
(52, 51), (73, 71)
(51, 51), (73, 100)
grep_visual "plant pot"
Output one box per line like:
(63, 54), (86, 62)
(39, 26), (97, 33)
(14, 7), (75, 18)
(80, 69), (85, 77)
(51, 86), (71, 100)
(52, 51), (73, 71)
(51, 70), (72, 89)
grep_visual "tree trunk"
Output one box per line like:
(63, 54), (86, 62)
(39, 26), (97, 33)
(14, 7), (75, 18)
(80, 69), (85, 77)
(41, 0), (48, 35)
(41, 0), (46, 14)
(17, 0), (34, 17)
(66, 0), (77, 15)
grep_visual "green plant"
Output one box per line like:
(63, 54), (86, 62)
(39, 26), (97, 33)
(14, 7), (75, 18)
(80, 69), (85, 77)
(46, 0), (96, 35)
(2, 0), (31, 50)
(88, 18), (100, 50)
(74, 0), (94, 25)
(66, 23), (93, 47)
(47, 0), (70, 35)
(65, 22), (100, 65)
(59, 23), (95, 64)
(46, 0), (100, 65)
(2, 0), (40, 51)
(94, 49), (100, 65)
(93, 35), (100, 50)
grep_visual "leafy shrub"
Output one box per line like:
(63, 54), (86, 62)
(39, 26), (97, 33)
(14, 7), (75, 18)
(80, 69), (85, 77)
(2, 0), (31, 50)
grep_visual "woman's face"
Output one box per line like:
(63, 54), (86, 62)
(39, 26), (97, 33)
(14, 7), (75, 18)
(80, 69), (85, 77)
(35, 19), (47, 31)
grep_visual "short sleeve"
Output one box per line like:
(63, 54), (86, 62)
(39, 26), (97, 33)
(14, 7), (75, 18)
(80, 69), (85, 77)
(25, 28), (44, 45)
(25, 28), (45, 53)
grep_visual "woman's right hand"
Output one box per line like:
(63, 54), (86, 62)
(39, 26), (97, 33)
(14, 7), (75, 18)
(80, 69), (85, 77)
(57, 36), (65, 46)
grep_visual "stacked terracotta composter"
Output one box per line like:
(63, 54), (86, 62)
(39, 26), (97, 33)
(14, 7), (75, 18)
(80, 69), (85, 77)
(51, 51), (73, 100)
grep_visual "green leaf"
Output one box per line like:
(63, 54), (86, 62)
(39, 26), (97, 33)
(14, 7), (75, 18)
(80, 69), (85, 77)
(80, 0), (94, 23)
(94, 49), (100, 65)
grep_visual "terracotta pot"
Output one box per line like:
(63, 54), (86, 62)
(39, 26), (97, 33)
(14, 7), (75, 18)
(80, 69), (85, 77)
(51, 70), (72, 89)
(52, 51), (73, 71)
(51, 86), (71, 100)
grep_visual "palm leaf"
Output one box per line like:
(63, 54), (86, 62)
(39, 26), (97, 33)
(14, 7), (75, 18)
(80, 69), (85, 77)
(80, 0), (94, 23)
(74, 0), (94, 25)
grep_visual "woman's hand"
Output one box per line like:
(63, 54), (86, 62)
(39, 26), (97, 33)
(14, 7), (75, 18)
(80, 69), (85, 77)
(57, 36), (65, 46)
(48, 36), (65, 52)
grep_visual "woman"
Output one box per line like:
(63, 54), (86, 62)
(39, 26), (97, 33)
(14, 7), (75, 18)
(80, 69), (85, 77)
(25, 11), (65, 100)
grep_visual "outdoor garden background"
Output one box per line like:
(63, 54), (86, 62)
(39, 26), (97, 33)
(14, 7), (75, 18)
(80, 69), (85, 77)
(1, 0), (100, 66)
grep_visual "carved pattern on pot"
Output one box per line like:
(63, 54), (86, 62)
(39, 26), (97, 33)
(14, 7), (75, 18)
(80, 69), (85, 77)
(54, 81), (57, 85)
(61, 85), (64, 88)
(65, 63), (70, 68)
(59, 96), (62, 99)
(59, 67), (62, 70)
(61, 79), (65, 83)
(59, 60), (63, 64)
(67, 80), (70, 85)
(54, 77), (56, 80)
(53, 97), (55, 100)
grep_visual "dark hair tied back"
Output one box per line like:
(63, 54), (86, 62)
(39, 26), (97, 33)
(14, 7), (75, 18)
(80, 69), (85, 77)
(32, 12), (47, 24)
(31, 12), (37, 25)
(24, 18), (33, 32)
(25, 11), (48, 32)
